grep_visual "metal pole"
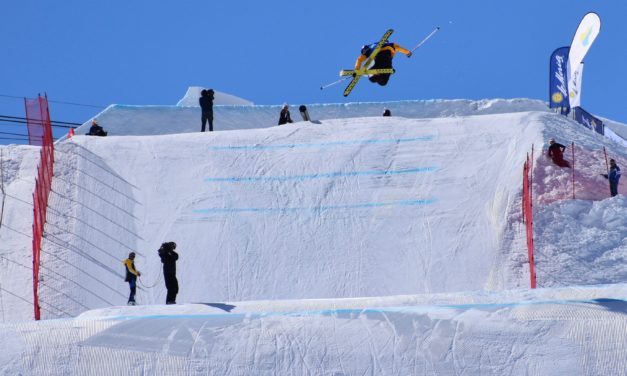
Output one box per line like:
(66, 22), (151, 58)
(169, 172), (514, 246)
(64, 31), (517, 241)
(320, 76), (350, 90)
(410, 27), (441, 53)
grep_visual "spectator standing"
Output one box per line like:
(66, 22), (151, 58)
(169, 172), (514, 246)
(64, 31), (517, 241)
(278, 104), (293, 125)
(158, 242), (179, 304)
(547, 138), (571, 168)
(602, 159), (622, 197)
(199, 89), (215, 132)
(122, 252), (141, 305)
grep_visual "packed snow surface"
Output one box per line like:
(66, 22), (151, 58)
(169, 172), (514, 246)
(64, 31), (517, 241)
(0, 98), (626, 375)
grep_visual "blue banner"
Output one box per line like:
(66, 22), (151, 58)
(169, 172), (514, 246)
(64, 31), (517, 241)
(572, 106), (604, 135)
(549, 46), (570, 111)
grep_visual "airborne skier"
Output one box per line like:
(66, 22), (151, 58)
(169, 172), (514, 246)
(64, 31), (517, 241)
(355, 41), (412, 86)
(332, 27), (439, 97)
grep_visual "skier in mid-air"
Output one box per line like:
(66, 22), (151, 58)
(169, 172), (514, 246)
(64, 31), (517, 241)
(354, 41), (412, 86)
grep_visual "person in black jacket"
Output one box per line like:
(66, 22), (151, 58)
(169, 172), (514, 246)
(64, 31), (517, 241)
(547, 138), (570, 168)
(86, 119), (107, 136)
(158, 242), (179, 304)
(278, 104), (293, 125)
(199, 89), (214, 132)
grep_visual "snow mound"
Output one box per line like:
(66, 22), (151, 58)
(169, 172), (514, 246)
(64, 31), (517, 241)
(67, 98), (550, 139)
(176, 86), (253, 106)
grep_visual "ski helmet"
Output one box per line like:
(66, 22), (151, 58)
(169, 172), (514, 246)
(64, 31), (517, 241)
(361, 45), (370, 55)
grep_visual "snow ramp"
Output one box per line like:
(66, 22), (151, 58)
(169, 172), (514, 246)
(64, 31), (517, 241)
(40, 110), (550, 317)
(68, 98), (550, 137)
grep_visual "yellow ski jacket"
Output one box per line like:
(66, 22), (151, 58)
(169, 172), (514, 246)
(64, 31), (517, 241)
(355, 43), (411, 70)
(123, 258), (140, 277)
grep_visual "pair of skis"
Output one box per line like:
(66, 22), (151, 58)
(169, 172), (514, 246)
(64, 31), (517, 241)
(341, 28), (394, 97)
(320, 27), (440, 97)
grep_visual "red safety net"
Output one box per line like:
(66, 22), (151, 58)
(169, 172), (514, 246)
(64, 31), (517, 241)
(25, 95), (54, 320)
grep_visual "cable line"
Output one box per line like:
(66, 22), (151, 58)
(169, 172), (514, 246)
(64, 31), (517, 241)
(0, 93), (106, 109)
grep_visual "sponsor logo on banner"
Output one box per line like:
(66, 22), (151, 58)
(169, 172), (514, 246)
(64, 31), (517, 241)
(567, 13), (601, 106)
(568, 62), (584, 108)
(549, 46), (570, 109)
(579, 27), (593, 46)
(573, 107), (604, 135)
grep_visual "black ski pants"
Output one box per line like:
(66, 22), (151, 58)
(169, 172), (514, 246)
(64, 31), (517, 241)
(368, 50), (393, 86)
(201, 112), (214, 132)
(164, 273), (179, 304)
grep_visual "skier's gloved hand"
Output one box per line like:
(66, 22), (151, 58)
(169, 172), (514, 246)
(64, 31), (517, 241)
(407, 52), (412, 58)
(352, 73), (357, 78)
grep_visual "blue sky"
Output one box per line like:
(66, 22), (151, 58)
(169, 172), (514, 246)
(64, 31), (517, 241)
(1, 0), (626, 144)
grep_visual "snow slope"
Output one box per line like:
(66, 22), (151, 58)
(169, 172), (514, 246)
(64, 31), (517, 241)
(0, 98), (626, 374)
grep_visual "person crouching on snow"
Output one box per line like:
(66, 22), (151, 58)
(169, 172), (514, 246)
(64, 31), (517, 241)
(547, 138), (571, 168)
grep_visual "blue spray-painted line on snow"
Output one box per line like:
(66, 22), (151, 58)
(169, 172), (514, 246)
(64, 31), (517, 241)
(193, 199), (436, 215)
(94, 297), (627, 322)
(208, 136), (434, 151)
(204, 167), (436, 183)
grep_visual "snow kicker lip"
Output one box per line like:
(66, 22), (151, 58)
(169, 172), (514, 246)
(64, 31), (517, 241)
(81, 297), (627, 322)
(204, 167), (437, 183)
(193, 199), (436, 215)
(206, 136), (434, 151)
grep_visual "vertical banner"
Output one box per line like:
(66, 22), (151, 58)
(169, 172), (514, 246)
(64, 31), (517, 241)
(568, 62), (584, 108)
(549, 46), (570, 111)
(567, 12), (601, 107)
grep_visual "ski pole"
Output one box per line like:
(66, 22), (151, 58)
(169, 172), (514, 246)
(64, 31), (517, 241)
(320, 76), (350, 90)
(410, 26), (440, 53)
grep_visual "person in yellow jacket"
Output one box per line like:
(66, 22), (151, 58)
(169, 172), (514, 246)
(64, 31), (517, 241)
(123, 252), (141, 305)
(355, 41), (412, 86)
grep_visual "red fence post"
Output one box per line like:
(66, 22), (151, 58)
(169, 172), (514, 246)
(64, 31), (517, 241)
(522, 149), (537, 289)
(603, 147), (611, 197)
(570, 141), (575, 200)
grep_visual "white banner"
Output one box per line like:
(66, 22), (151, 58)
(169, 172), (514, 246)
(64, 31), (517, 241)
(567, 12), (601, 105)
(568, 62), (584, 108)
